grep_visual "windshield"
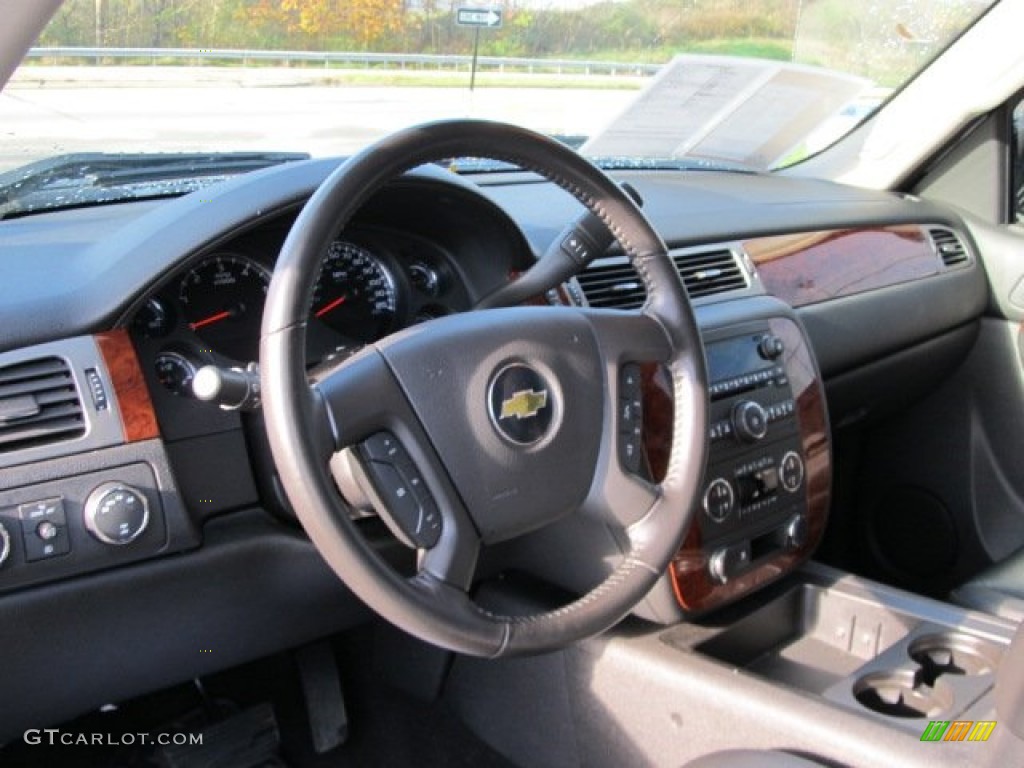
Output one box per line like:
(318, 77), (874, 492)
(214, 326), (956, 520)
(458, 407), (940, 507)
(0, 0), (997, 211)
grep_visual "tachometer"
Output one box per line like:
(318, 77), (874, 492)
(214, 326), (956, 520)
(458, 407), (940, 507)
(178, 254), (270, 361)
(311, 241), (397, 342)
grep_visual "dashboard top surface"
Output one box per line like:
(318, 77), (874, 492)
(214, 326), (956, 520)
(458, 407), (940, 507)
(0, 159), (975, 355)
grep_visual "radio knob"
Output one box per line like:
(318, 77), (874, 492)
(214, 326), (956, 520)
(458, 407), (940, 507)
(732, 400), (768, 442)
(758, 334), (784, 360)
(83, 482), (150, 546)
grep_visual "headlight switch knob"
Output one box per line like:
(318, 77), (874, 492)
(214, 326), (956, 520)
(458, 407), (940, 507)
(83, 482), (150, 546)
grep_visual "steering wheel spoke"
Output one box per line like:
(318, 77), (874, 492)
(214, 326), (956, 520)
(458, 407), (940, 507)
(314, 348), (481, 589)
(578, 307), (690, 529)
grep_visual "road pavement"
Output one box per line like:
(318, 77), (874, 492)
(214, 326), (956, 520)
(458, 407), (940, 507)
(0, 67), (638, 171)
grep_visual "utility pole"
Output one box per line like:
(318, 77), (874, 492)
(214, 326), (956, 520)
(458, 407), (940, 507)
(94, 0), (103, 64)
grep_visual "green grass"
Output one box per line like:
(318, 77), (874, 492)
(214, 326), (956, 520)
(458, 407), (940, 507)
(684, 38), (792, 61)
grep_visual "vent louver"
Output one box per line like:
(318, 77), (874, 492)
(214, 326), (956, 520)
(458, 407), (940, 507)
(0, 357), (85, 453)
(929, 228), (970, 268)
(576, 248), (748, 309)
(574, 261), (646, 309)
(672, 249), (748, 298)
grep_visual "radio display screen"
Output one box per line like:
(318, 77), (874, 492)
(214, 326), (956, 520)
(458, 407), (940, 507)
(706, 335), (768, 383)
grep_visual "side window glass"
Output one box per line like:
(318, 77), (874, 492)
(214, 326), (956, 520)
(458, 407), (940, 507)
(1015, 100), (1024, 223)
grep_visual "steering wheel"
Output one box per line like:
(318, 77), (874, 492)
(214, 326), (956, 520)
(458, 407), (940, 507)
(260, 120), (708, 657)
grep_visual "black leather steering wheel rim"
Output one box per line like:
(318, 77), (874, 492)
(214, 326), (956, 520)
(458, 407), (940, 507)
(260, 119), (708, 657)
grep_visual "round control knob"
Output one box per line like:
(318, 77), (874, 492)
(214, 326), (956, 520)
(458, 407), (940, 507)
(708, 544), (750, 585)
(708, 548), (729, 585)
(780, 451), (805, 493)
(758, 334), (785, 360)
(732, 400), (768, 442)
(83, 482), (150, 546)
(0, 522), (10, 566)
(703, 478), (735, 523)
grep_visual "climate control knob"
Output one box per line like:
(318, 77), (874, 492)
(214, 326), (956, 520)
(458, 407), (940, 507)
(732, 400), (768, 443)
(780, 451), (805, 493)
(83, 482), (150, 546)
(703, 478), (735, 523)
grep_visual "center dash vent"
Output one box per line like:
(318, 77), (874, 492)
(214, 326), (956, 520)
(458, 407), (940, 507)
(929, 228), (970, 268)
(576, 248), (748, 309)
(672, 248), (748, 298)
(0, 357), (85, 453)
(574, 260), (646, 309)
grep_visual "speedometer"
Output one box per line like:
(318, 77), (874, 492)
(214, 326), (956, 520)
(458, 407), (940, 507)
(311, 241), (397, 342)
(178, 253), (269, 361)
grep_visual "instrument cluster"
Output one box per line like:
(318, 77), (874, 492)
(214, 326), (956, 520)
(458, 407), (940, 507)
(130, 229), (464, 398)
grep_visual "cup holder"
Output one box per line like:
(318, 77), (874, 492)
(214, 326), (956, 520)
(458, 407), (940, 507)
(853, 669), (953, 719)
(908, 632), (1003, 684)
(853, 631), (1003, 720)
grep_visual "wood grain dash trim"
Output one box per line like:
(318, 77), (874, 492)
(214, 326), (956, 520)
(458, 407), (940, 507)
(744, 225), (936, 308)
(96, 330), (160, 443)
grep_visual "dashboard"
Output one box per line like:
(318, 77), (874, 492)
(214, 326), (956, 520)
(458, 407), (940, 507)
(0, 154), (990, 741)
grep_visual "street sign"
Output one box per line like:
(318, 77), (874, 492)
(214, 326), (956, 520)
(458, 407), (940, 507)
(456, 7), (502, 28)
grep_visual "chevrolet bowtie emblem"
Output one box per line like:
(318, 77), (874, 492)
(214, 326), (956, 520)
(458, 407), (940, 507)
(499, 388), (548, 420)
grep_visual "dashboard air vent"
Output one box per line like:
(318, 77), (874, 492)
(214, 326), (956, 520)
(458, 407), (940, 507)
(575, 260), (646, 309)
(672, 248), (748, 298)
(0, 357), (85, 453)
(576, 248), (748, 308)
(929, 228), (970, 268)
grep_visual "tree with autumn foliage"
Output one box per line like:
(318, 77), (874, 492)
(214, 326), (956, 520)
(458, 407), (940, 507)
(245, 0), (405, 50)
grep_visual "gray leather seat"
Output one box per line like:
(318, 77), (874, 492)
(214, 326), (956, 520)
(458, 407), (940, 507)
(950, 548), (1024, 621)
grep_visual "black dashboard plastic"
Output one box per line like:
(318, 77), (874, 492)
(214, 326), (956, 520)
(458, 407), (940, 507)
(0, 156), (992, 733)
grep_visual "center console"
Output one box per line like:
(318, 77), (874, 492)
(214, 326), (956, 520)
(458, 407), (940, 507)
(640, 305), (831, 618)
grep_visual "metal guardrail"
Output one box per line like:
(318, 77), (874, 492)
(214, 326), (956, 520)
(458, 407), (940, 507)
(25, 47), (660, 77)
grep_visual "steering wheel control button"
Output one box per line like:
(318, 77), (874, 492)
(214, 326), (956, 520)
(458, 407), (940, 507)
(732, 400), (768, 443)
(617, 364), (645, 475)
(361, 432), (403, 463)
(83, 483), (150, 546)
(703, 478), (735, 523)
(488, 364), (554, 446)
(358, 432), (441, 548)
(780, 451), (805, 493)
(620, 364), (641, 400)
